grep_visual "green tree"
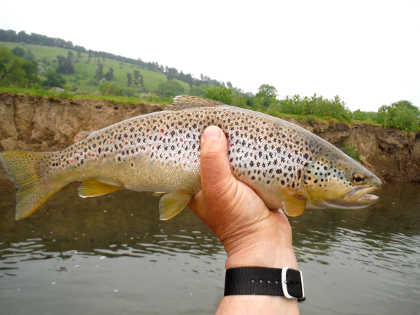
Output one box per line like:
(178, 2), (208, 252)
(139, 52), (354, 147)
(95, 63), (103, 81)
(126, 72), (132, 86)
(158, 80), (184, 97)
(0, 46), (39, 87)
(67, 51), (74, 64)
(21, 59), (38, 84)
(257, 84), (277, 99)
(378, 100), (420, 131)
(56, 54), (74, 74)
(12, 46), (25, 58)
(256, 84), (277, 107)
(204, 86), (234, 104)
(133, 69), (143, 87)
(104, 67), (114, 81)
(42, 71), (66, 88)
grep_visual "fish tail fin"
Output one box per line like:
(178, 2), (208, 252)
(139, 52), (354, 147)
(0, 151), (64, 220)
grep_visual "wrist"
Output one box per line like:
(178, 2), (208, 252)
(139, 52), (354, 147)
(224, 226), (297, 271)
(219, 212), (298, 269)
(225, 240), (298, 270)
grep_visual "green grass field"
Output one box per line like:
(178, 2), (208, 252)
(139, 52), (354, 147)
(0, 41), (190, 95)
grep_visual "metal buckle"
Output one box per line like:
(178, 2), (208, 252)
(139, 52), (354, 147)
(281, 267), (305, 302)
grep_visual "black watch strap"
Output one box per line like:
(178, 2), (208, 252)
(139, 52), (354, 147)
(224, 267), (305, 302)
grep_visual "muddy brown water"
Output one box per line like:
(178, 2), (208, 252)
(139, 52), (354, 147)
(0, 181), (419, 315)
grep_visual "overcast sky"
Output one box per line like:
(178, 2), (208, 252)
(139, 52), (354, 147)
(1, 0), (419, 111)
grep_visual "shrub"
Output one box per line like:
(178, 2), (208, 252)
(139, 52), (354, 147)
(377, 100), (420, 131)
(158, 80), (184, 97)
(204, 86), (233, 104)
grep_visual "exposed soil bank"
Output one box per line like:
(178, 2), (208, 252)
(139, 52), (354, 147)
(0, 92), (419, 183)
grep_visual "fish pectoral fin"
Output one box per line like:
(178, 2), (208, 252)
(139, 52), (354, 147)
(78, 179), (121, 198)
(159, 191), (192, 221)
(283, 194), (307, 217)
(152, 192), (166, 197)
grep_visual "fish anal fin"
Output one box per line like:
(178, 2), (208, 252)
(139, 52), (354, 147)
(283, 193), (306, 217)
(78, 179), (121, 198)
(159, 191), (192, 220)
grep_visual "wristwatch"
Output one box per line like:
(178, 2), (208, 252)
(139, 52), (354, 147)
(224, 267), (305, 302)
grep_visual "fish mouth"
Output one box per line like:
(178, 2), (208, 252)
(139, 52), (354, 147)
(345, 186), (379, 202)
(323, 186), (380, 209)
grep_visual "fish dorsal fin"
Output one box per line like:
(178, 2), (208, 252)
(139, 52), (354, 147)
(159, 191), (192, 220)
(78, 179), (121, 198)
(169, 95), (224, 110)
(282, 192), (307, 217)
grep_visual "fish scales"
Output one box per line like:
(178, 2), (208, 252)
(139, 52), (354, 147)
(45, 106), (315, 194)
(0, 99), (382, 220)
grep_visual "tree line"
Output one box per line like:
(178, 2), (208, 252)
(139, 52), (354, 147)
(203, 85), (420, 131)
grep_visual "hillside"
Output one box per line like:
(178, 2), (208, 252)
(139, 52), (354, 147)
(0, 41), (191, 95)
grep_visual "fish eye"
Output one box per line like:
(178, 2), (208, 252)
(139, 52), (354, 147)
(352, 173), (365, 184)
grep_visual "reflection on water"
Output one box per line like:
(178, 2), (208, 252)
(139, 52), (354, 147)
(0, 181), (419, 315)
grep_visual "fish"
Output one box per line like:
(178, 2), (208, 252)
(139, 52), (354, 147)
(0, 95), (382, 221)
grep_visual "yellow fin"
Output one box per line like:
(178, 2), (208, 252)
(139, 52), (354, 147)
(159, 191), (192, 220)
(283, 194), (306, 217)
(0, 151), (65, 220)
(78, 179), (121, 198)
(152, 192), (165, 197)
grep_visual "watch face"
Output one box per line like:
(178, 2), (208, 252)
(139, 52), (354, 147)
(286, 268), (304, 299)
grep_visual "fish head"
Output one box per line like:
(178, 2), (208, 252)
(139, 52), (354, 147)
(302, 148), (382, 210)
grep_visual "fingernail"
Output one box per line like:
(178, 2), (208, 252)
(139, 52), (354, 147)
(202, 126), (221, 142)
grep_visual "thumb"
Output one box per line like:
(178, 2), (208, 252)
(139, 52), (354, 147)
(200, 126), (234, 200)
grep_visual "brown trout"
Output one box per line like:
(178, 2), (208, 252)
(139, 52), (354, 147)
(0, 96), (381, 220)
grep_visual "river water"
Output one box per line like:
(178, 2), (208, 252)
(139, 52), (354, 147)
(0, 181), (419, 315)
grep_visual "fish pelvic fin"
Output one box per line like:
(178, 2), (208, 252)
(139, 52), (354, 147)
(0, 151), (64, 220)
(78, 179), (121, 198)
(283, 192), (307, 217)
(159, 191), (192, 220)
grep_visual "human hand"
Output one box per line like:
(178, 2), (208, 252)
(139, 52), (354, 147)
(189, 126), (298, 270)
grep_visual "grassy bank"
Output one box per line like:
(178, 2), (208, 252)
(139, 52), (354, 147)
(0, 87), (171, 105)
